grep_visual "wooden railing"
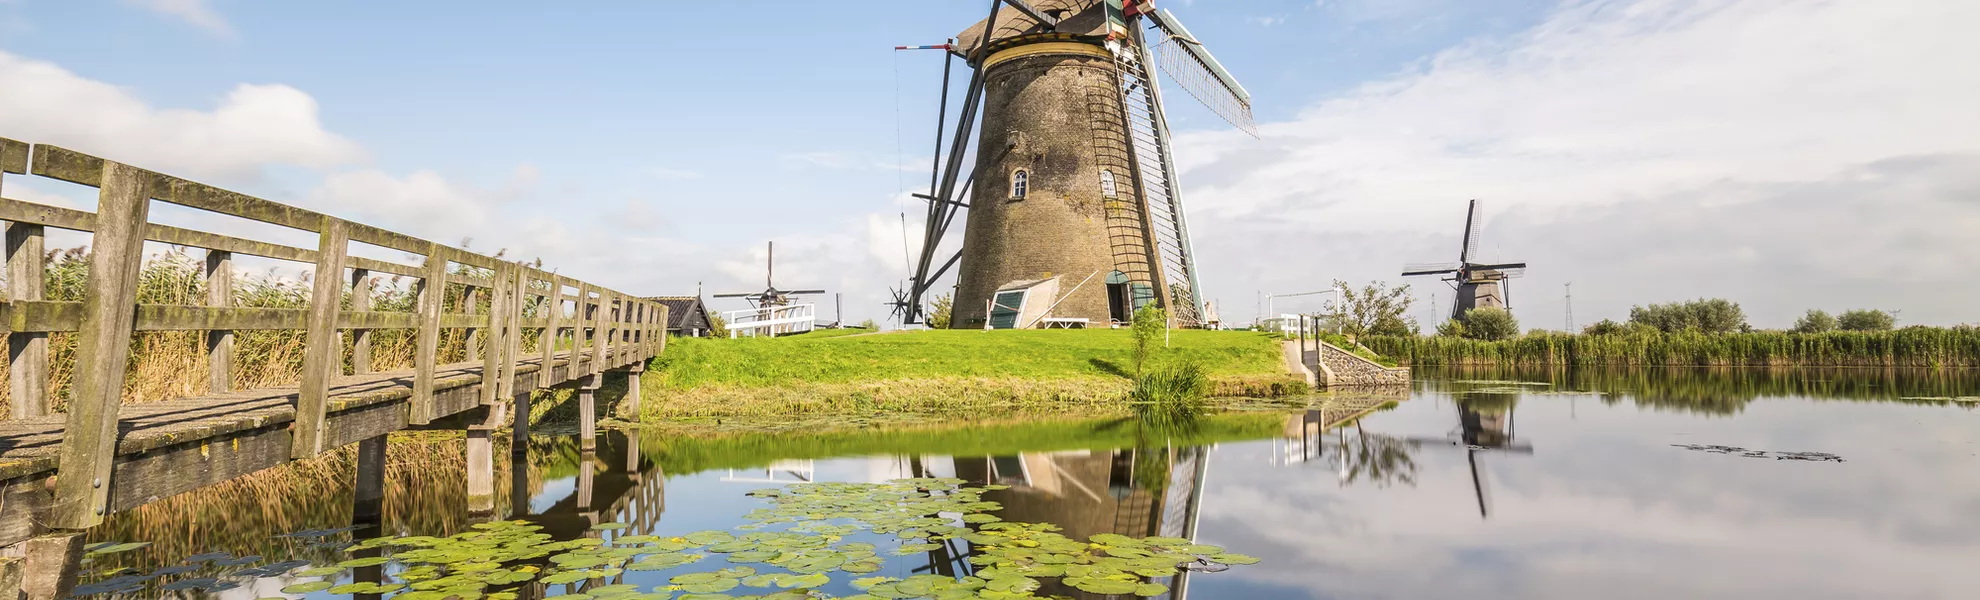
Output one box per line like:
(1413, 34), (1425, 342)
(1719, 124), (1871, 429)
(0, 137), (666, 529)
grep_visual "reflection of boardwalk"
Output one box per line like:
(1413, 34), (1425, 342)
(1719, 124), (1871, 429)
(1276, 391), (1408, 465)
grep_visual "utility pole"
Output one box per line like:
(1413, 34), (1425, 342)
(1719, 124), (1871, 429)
(1564, 282), (1574, 332)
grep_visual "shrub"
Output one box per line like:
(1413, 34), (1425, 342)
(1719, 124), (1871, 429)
(1792, 310), (1838, 334)
(1629, 298), (1748, 333)
(1837, 309), (1895, 331)
(1460, 307), (1519, 341)
(927, 293), (953, 329)
(1131, 305), (1168, 376)
(1435, 318), (1466, 338)
(1583, 319), (1627, 336)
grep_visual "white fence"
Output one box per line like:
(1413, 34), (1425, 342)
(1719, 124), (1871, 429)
(725, 303), (816, 338)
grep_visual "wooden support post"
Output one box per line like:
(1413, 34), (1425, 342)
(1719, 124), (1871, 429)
(502, 267), (525, 399)
(411, 245), (447, 425)
(204, 250), (234, 394)
(466, 426), (495, 515)
(621, 364), (643, 420)
(52, 161), (151, 529)
(577, 451), (595, 511)
(590, 290), (609, 376)
(19, 532), (83, 600)
(349, 268), (373, 375)
(6, 222), (48, 418)
(578, 377), (598, 452)
(293, 218), (350, 459)
(511, 390), (531, 453)
(354, 434), (386, 519)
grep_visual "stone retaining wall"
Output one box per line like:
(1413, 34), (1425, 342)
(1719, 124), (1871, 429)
(1313, 341), (1411, 387)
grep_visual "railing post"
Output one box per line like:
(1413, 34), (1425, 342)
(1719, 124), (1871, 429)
(541, 278), (563, 379)
(479, 263), (512, 406)
(52, 160), (152, 529)
(349, 268), (373, 375)
(203, 250), (234, 393)
(411, 245), (447, 425)
(293, 218), (350, 459)
(464, 286), (482, 361)
(591, 290), (610, 375)
(6, 221), (48, 418)
(504, 267), (525, 398)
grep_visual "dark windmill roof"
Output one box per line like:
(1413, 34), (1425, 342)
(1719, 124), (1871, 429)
(650, 296), (712, 331)
(954, 0), (1116, 60)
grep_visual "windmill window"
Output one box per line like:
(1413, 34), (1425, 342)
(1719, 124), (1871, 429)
(1011, 169), (1029, 200)
(1099, 169), (1118, 197)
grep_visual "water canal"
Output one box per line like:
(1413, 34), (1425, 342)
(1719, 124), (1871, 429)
(50, 368), (1980, 599)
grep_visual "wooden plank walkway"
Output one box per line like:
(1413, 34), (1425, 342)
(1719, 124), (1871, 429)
(0, 137), (668, 546)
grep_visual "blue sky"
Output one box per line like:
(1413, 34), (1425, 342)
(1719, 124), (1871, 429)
(2, 0), (1975, 328)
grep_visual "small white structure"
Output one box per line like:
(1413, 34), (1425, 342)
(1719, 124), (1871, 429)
(985, 277), (1062, 329)
(725, 303), (816, 338)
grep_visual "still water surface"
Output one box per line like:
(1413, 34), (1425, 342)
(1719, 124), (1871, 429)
(69, 368), (1980, 598)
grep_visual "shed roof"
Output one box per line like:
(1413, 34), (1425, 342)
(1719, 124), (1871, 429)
(651, 296), (712, 331)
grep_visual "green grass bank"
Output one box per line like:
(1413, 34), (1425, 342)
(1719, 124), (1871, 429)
(1364, 328), (1980, 367)
(635, 328), (1306, 421)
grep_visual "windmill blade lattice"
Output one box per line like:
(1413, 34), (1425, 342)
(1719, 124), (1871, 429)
(1150, 9), (1258, 137)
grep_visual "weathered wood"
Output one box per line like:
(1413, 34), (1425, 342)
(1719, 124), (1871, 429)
(578, 385), (597, 451)
(542, 279), (564, 376)
(410, 245), (447, 425)
(293, 218), (350, 459)
(464, 286), (482, 361)
(20, 532), (82, 600)
(501, 268), (527, 402)
(0, 555), (20, 600)
(51, 160), (152, 529)
(466, 425), (495, 515)
(511, 390), (531, 453)
(0, 137), (27, 174)
(350, 268), (373, 375)
(478, 265), (511, 406)
(6, 222), (48, 418)
(623, 368), (643, 418)
(590, 290), (610, 377)
(204, 250), (234, 394)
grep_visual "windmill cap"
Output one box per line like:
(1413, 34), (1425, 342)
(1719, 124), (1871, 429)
(955, 0), (1117, 61)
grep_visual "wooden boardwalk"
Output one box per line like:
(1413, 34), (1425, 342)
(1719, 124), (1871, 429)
(0, 137), (667, 557)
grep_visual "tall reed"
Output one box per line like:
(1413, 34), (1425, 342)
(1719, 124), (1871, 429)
(1365, 328), (1980, 368)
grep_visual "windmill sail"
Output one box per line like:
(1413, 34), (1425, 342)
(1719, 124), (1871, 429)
(1115, 17), (1203, 325)
(1147, 9), (1257, 137)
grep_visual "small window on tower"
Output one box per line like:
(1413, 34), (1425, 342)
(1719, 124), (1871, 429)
(1011, 169), (1029, 200)
(1099, 169), (1118, 197)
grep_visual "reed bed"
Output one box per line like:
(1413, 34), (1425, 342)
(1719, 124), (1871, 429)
(81, 432), (548, 570)
(1365, 328), (1980, 368)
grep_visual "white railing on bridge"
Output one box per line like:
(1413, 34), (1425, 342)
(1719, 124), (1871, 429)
(724, 304), (816, 338)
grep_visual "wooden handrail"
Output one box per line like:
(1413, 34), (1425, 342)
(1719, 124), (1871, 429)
(0, 136), (669, 529)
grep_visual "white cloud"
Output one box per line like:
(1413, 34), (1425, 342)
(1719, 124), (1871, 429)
(1247, 15), (1287, 27)
(1174, 0), (1980, 326)
(122, 0), (232, 37)
(0, 51), (362, 181)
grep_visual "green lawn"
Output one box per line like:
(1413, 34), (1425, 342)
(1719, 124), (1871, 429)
(654, 328), (1287, 388)
(633, 328), (1304, 420)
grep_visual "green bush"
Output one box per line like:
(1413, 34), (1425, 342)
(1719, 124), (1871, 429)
(1460, 308), (1519, 341)
(1792, 310), (1838, 334)
(1629, 298), (1748, 333)
(1837, 309), (1895, 331)
(1363, 326), (1980, 367)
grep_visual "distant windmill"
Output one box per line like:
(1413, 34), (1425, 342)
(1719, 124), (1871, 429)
(713, 242), (826, 308)
(1402, 200), (1528, 321)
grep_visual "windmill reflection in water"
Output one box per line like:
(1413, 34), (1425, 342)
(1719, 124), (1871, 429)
(1275, 389), (1533, 519)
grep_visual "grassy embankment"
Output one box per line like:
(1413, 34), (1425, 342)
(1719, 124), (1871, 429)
(635, 328), (1307, 421)
(1364, 328), (1980, 368)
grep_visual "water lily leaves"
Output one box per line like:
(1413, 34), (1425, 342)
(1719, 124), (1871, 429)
(588, 583), (641, 597)
(328, 582), (407, 594)
(296, 566), (344, 577)
(336, 556), (391, 568)
(672, 572), (725, 585)
(841, 558), (884, 573)
(542, 570), (602, 585)
(1068, 577), (1140, 595)
(593, 522), (631, 531)
(160, 577), (220, 591)
(1210, 552), (1260, 565)
(681, 578), (740, 593)
(686, 530), (736, 545)
(213, 554), (263, 567)
(279, 581), (335, 594)
(1135, 582), (1171, 596)
(893, 542), (943, 555)
(631, 552), (703, 570)
(707, 539), (757, 553)
(984, 575), (1040, 593)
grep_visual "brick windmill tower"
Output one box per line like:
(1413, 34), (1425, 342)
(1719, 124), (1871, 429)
(892, 0), (1256, 329)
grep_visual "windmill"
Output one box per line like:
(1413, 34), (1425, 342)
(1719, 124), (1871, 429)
(1401, 200), (1528, 321)
(713, 242), (825, 308)
(892, 0), (1256, 329)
